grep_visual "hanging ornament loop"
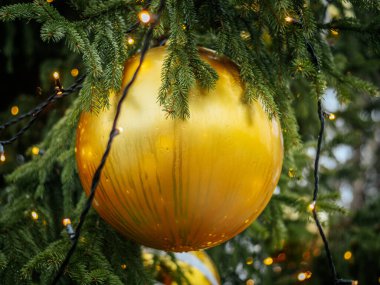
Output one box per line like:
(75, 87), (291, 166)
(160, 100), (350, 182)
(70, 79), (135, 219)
(50, 0), (166, 284)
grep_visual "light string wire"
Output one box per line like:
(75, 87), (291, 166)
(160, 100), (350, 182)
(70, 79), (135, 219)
(50, 1), (165, 284)
(0, 75), (85, 146)
(288, 14), (355, 285)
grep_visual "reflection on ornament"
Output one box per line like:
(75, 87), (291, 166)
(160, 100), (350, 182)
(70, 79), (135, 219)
(76, 46), (283, 251)
(144, 249), (220, 285)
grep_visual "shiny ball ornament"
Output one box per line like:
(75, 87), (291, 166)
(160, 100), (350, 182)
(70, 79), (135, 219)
(76, 46), (283, 251)
(143, 249), (220, 285)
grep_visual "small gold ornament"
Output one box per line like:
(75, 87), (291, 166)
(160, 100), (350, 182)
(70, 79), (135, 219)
(76, 46), (283, 251)
(144, 249), (220, 285)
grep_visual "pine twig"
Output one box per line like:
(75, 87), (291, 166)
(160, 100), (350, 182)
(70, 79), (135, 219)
(0, 75), (85, 146)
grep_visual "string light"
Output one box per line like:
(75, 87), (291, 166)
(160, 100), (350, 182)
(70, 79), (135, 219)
(246, 257), (254, 265)
(121, 264), (127, 270)
(343, 251), (352, 260)
(31, 211), (39, 220)
(62, 218), (71, 227)
(127, 37), (135, 45)
(32, 146), (40, 156)
(308, 201), (316, 211)
(62, 218), (76, 240)
(71, 68), (79, 77)
(0, 77), (84, 153)
(11, 106), (19, 116)
(138, 10), (151, 23)
(53, 71), (63, 95)
(52, 1), (165, 282)
(246, 279), (255, 285)
(0, 144), (5, 162)
(263, 257), (273, 266)
(46, 0), (54, 3)
(329, 113), (336, 120)
(116, 126), (124, 134)
(298, 272), (306, 281)
(285, 16), (294, 23)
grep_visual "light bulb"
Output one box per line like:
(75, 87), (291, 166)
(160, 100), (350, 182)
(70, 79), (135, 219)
(31, 211), (39, 220)
(71, 68), (79, 77)
(11, 106), (19, 116)
(127, 37), (135, 45)
(298, 272), (306, 281)
(138, 10), (151, 23)
(62, 218), (72, 226)
(329, 113), (336, 120)
(263, 257), (273, 266)
(32, 146), (40, 156)
(285, 16), (293, 23)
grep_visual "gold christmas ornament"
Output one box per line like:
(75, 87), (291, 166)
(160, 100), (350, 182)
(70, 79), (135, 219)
(143, 249), (220, 285)
(76, 46), (283, 251)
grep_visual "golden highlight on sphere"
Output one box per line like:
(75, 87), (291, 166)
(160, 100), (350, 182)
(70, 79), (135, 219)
(76, 46), (283, 251)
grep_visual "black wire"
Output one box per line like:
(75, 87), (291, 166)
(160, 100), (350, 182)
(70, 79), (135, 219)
(0, 75), (85, 146)
(299, 16), (355, 285)
(50, 1), (165, 284)
(312, 101), (338, 283)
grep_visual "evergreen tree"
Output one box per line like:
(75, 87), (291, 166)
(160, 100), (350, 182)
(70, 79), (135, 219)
(0, 1), (379, 284)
